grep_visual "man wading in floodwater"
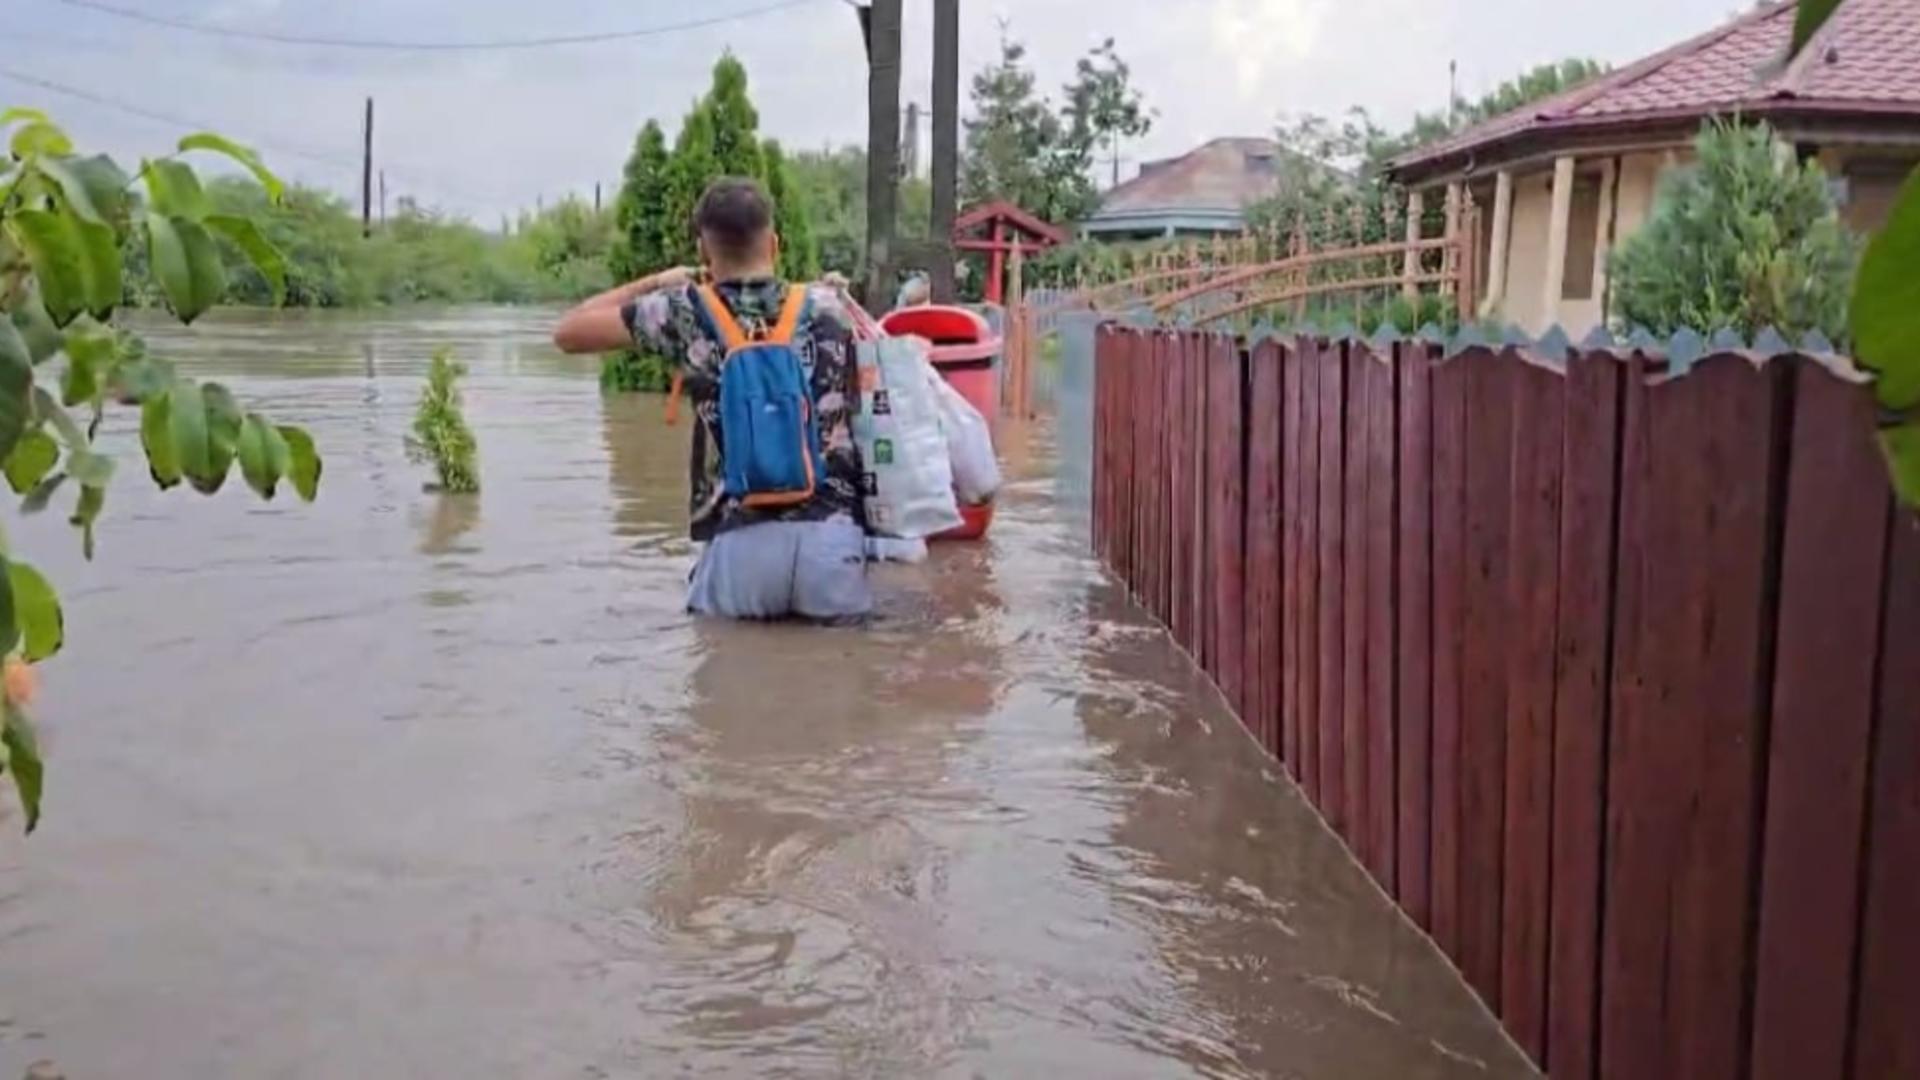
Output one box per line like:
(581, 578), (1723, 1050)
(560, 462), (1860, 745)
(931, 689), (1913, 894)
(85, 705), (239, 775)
(553, 177), (870, 621)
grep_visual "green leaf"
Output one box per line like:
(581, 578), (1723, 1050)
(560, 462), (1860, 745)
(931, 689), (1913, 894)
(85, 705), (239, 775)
(142, 160), (211, 222)
(67, 450), (112, 488)
(4, 707), (45, 834)
(202, 382), (242, 476)
(7, 563), (61, 663)
(0, 556), (16, 657)
(60, 333), (109, 408)
(10, 208), (123, 326)
(1881, 423), (1920, 509)
(0, 325), (32, 465)
(205, 214), (286, 305)
(19, 472), (64, 515)
(70, 483), (102, 559)
(1852, 167), (1920, 411)
(3, 431), (57, 495)
(165, 380), (211, 486)
(112, 354), (176, 406)
(279, 425), (321, 502)
(236, 413), (289, 498)
(9, 121), (71, 159)
(8, 292), (64, 365)
(34, 154), (130, 225)
(32, 387), (84, 452)
(145, 213), (225, 325)
(140, 393), (180, 489)
(1790, 0), (1843, 62)
(0, 107), (50, 129)
(177, 133), (283, 203)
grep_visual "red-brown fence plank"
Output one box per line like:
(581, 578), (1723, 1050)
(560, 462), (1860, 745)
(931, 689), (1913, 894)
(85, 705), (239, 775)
(1428, 350), (1470, 962)
(1190, 333), (1212, 667)
(1396, 342), (1434, 926)
(1364, 348), (1399, 892)
(1853, 511), (1920, 1080)
(1500, 356), (1567, 1061)
(1167, 333), (1190, 646)
(1750, 362), (1892, 1080)
(1245, 340), (1284, 754)
(1280, 339), (1303, 768)
(1129, 331), (1152, 600)
(1213, 337), (1248, 715)
(1162, 332), (1182, 628)
(1602, 355), (1788, 1080)
(1458, 351), (1516, 1008)
(1298, 339), (1323, 797)
(1145, 333), (1164, 618)
(1546, 351), (1627, 1080)
(1318, 339), (1349, 836)
(1343, 345), (1372, 853)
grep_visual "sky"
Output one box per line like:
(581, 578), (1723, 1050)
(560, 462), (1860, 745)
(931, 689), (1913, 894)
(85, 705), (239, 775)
(2, 0), (1757, 223)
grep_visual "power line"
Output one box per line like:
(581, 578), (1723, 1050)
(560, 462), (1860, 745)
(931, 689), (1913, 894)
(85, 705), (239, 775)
(0, 65), (501, 207)
(50, 0), (821, 52)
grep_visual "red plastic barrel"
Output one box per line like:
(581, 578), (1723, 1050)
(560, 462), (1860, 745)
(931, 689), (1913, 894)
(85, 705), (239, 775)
(877, 305), (1001, 541)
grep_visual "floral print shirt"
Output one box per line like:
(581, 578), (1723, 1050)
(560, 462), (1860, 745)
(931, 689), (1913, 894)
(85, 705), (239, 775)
(623, 277), (863, 540)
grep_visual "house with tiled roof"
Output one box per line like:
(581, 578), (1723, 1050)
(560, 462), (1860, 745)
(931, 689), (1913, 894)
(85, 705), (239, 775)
(1081, 137), (1332, 241)
(1388, 0), (1920, 335)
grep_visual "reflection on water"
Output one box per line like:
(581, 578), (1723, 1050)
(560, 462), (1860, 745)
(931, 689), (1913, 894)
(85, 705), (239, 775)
(0, 307), (1530, 1078)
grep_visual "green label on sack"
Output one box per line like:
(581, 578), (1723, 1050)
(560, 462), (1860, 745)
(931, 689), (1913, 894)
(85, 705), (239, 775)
(874, 438), (895, 465)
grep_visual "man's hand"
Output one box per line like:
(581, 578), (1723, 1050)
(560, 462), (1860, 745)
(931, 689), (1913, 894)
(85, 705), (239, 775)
(551, 266), (699, 354)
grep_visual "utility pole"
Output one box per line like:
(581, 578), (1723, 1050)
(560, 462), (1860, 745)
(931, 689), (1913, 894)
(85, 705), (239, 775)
(863, 0), (902, 306)
(928, 0), (959, 302)
(902, 101), (920, 179)
(594, 182), (602, 214)
(1448, 60), (1459, 129)
(361, 97), (374, 239)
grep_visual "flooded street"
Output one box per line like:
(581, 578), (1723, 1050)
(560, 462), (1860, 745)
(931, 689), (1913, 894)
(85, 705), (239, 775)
(0, 308), (1530, 1079)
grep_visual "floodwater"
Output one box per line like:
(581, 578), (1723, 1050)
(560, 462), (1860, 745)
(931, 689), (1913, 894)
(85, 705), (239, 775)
(0, 308), (1532, 1079)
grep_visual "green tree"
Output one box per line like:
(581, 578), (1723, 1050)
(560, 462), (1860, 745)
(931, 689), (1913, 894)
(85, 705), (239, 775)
(1609, 119), (1855, 340)
(0, 110), (322, 831)
(763, 140), (818, 279)
(1064, 37), (1154, 189)
(961, 35), (1095, 223)
(664, 103), (718, 265)
(705, 54), (765, 181)
(610, 121), (671, 282)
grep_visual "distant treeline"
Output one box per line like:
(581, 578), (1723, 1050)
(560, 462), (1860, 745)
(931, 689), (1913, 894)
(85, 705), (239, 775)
(124, 177), (616, 309)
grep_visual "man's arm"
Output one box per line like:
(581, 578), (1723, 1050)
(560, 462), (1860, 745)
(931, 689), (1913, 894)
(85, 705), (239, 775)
(550, 266), (695, 354)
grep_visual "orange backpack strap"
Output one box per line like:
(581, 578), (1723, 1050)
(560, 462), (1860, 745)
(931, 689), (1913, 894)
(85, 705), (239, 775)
(695, 284), (750, 350)
(766, 286), (808, 345)
(664, 370), (685, 426)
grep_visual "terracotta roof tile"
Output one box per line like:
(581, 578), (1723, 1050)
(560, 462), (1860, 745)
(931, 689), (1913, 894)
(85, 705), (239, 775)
(1393, 0), (1920, 176)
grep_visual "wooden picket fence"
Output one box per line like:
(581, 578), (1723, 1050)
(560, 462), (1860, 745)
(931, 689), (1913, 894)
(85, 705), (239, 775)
(1092, 326), (1919, 1080)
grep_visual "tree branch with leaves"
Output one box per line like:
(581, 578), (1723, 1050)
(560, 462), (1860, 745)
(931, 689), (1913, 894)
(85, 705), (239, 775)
(0, 107), (321, 831)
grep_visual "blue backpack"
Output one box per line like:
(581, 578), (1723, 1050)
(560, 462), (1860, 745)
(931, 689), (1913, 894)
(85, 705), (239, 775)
(693, 283), (825, 509)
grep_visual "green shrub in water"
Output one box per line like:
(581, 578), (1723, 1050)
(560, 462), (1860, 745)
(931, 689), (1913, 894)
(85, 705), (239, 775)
(409, 349), (479, 493)
(600, 350), (674, 393)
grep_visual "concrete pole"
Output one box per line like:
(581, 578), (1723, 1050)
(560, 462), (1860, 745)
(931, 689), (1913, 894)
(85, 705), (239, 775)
(1484, 170), (1514, 318)
(1401, 188), (1425, 300)
(1542, 155), (1577, 329)
(864, 0), (903, 307)
(929, 0), (960, 302)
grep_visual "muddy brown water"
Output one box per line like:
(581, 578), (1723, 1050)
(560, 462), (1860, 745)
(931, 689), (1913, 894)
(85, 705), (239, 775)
(0, 308), (1532, 1079)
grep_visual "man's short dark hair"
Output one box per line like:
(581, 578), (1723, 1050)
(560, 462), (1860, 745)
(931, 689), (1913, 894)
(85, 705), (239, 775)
(694, 177), (774, 262)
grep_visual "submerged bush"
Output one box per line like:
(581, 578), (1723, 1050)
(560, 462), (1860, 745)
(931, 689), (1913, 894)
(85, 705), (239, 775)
(408, 349), (479, 493)
(600, 351), (674, 393)
(1610, 119), (1856, 340)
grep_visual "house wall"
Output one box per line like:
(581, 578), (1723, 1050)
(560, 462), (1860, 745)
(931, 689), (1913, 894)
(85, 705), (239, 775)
(1482, 149), (1680, 336)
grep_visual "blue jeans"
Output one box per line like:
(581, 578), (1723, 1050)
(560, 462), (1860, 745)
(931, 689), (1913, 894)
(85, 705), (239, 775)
(687, 518), (873, 621)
